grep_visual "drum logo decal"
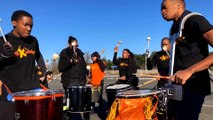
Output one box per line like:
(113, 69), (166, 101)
(14, 46), (35, 58)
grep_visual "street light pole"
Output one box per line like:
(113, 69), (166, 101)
(145, 36), (151, 74)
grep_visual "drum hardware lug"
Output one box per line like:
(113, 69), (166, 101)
(15, 113), (20, 120)
(52, 95), (56, 101)
(24, 97), (29, 105)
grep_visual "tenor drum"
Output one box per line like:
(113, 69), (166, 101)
(105, 84), (131, 108)
(68, 85), (91, 112)
(107, 89), (160, 120)
(12, 89), (64, 120)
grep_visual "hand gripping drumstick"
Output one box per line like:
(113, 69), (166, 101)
(0, 18), (8, 43)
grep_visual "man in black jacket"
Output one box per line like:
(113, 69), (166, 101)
(58, 36), (87, 90)
(58, 36), (89, 119)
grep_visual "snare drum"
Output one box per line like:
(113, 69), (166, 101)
(68, 85), (91, 112)
(105, 84), (131, 108)
(46, 89), (64, 120)
(12, 89), (64, 120)
(107, 89), (160, 120)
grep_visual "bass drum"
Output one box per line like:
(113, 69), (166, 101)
(68, 85), (91, 112)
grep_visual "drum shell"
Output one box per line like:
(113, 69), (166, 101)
(68, 86), (91, 112)
(47, 90), (64, 120)
(107, 89), (160, 120)
(106, 84), (131, 108)
(13, 90), (64, 120)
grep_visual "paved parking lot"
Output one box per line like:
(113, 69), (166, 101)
(49, 76), (213, 120)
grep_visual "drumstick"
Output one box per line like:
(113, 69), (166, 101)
(137, 78), (157, 88)
(0, 20), (8, 43)
(100, 49), (105, 55)
(142, 74), (171, 80)
(156, 75), (171, 79)
(116, 40), (122, 47)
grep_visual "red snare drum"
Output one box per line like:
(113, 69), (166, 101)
(12, 89), (64, 120)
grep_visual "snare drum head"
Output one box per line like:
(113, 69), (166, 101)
(69, 85), (91, 89)
(12, 89), (47, 97)
(46, 89), (64, 95)
(116, 89), (161, 98)
(106, 84), (130, 90)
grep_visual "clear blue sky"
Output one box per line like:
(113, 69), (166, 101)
(1, 0), (213, 62)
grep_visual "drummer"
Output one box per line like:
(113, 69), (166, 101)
(58, 36), (88, 109)
(147, 37), (171, 88)
(87, 51), (106, 108)
(0, 10), (47, 119)
(113, 47), (139, 90)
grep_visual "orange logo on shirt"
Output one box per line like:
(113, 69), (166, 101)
(14, 46), (35, 58)
(159, 55), (169, 61)
(119, 62), (128, 67)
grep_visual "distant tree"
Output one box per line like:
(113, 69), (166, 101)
(106, 59), (113, 70)
(134, 54), (145, 69)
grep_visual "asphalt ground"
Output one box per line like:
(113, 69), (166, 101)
(48, 77), (213, 120)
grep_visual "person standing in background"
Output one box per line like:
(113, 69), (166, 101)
(147, 37), (171, 89)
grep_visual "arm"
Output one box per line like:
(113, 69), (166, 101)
(112, 52), (119, 65)
(147, 53), (157, 70)
(171, 29), (213, 84)
(35, 40), (47, 71)
(58, 50), (72, 72)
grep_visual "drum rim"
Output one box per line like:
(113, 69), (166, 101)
(12, 90), (47, 97)
(116, 89), (161, 98)
(106, 84), (131, 90)
(69, 86), (91, 89)
(12, 89), (64, 97)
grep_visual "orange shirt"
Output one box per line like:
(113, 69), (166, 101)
(90, 63), (105, 86)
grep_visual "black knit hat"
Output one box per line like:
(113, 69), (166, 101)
(91, 51), (100, 59)
(68, 36), (77, 44)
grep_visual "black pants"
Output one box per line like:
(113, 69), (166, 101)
(167, 90), (205, 120)
(0, 86), (14, 120)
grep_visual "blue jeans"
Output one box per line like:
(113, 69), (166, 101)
(168, 90), (205, 120)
